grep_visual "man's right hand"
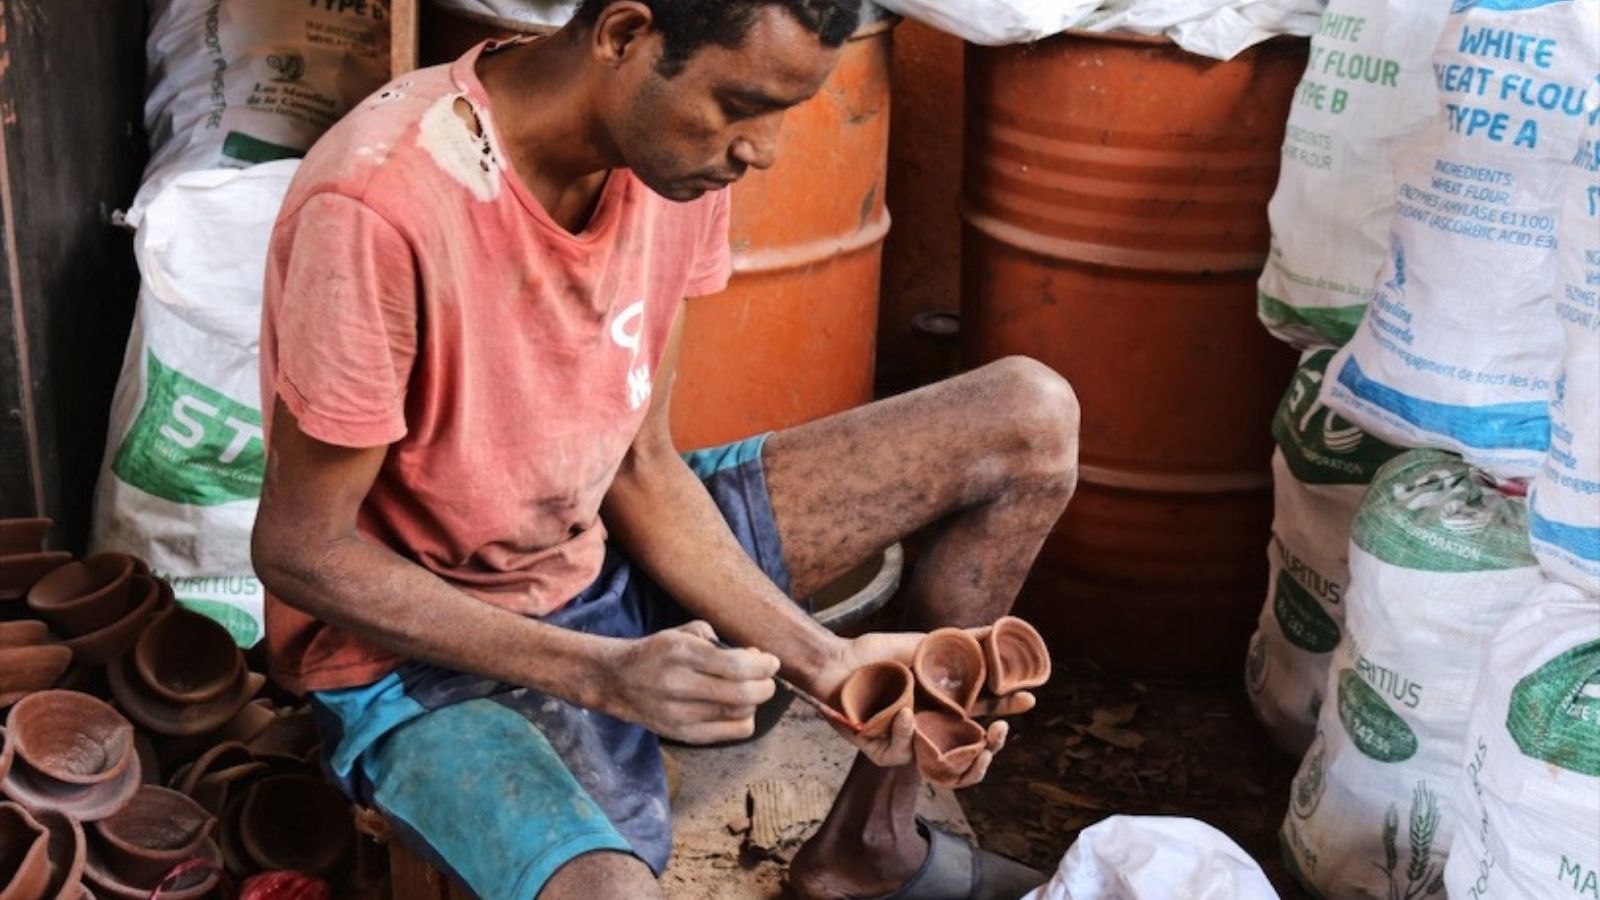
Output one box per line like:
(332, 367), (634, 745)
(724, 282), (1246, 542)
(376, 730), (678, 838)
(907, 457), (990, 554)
(602, 620), (781, 744)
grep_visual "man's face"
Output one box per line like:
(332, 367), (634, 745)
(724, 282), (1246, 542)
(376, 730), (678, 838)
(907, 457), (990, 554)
(604, 7), (843, 202)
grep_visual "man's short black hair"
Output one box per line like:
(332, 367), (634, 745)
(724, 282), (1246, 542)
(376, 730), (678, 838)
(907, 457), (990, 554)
(572, 0), (862, 77)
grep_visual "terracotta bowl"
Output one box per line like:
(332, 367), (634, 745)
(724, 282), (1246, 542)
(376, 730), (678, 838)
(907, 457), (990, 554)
(109, 646), (265, 738)
(0, 730), (11, 787)
(131, 609), (244, 706)
(0, 644), (73, 709)
(244, 708), (320, 760)
(0, 801), (50, 900)
(83, 831), (219, 900)
(60, 575), (161, 668)
(237, 775), (354, 877)
(31, 808), (86, 900)
(26, 555), (137, 637)
(911, 628), (987, 716)
(0, 518), (50, 556)
(211, 700), (275, 748)
(836, 661), (915, 739)
(0, 621), (52, 650)
(983, 616), (1052, 696)
(0, 552), (72, 602)
(912, 711), (987, 784)
(0, 749), (143, 824)
(92, 787), (216, 888)
(8, 691), (135, 787)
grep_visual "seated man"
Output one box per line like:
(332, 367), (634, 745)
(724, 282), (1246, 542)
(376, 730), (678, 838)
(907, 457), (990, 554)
(250, 0), (1079, 897)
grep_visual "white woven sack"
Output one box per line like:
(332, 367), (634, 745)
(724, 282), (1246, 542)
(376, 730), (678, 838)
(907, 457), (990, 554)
(132, 0), (390, 223)
(1247, 349), (1402, 756)
(1256, 0), (1451, 349)
(1321, 0), (1600, 480)
(1529, 117), (1600, 593)
(1280, 449), (1542, 900)
(91, 161), (300, 647)
(1444, 579), (1600, 900)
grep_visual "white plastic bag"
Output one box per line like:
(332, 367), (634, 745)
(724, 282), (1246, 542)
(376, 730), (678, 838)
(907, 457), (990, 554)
(1078, 0), (1323, 60)
(1321, 0), (1600, 480)
(426, 0), (578, 28)
(1529, 118), (1600, 593)
(133, 0), (390, 223)
(91, 161), (300, 647)
(1444, 579), (1600, 900)
(1247, 350), (1402, 756)
(1023, 816), (1279, 900)
(870, 0), (1098, 45)
(1280, 449), (1542, 900)
(1256, 0), (1452, 348)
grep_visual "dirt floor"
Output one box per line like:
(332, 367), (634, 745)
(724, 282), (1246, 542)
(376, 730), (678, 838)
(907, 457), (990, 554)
(959, 662), (1313, 898)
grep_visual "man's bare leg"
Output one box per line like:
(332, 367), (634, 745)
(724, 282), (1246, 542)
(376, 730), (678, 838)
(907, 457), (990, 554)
(538, 851), (664, 900)
(764, 357), (1080, 899)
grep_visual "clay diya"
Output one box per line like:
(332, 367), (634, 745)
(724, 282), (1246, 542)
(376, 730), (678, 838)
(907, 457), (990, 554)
(92, 787), (216, 888)
(109, 624), (265, 737)
(31, 809), (86, 900)
(912, 711), (988, 784)
(82, 829), (220, 900)
(0, 644), (73, 709)
(1, 694), (142, 822)
(0, 730), (11, 787)
(0, 621), (51, 650)
(0, 801), (50, 900)
(982, 616), (1052, 696)
(59, 575), (163, 668)
(212, 700), (276, 748)
(132, 608), (244, 705)
(911, 628), (987, 716)
(835, 661), (915, 738)
(0, 552), (72, 602)
(0, 518), (50, 556)
(236, 775), (354, 878)
(26, 554), (137, 636)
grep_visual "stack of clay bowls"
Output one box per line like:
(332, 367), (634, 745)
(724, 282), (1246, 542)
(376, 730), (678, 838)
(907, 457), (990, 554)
(0, 801), (87, 900)
(82, 785), (221, 899)
(109, 607), (265, 742)
(0, 622), (71, 713)
(833, 616), (1052, 783)
(27, 553), (166, 669)
(1, 691), (142, 824)
(0, 518), (69, 602)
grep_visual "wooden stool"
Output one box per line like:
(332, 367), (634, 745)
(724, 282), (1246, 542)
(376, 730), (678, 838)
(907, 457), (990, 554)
(355, 807), (473, 900)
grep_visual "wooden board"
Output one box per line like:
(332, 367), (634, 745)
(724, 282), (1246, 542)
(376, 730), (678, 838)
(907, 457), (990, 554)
(391, 0), (421, 76)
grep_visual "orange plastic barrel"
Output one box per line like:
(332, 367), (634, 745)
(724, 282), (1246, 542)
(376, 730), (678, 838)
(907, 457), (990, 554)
(419, 4), (894, 449)
(961, 32), (1305, 681)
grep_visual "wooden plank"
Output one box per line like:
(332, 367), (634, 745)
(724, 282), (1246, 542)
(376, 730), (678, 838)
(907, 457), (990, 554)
(388, 840), (452, 900)
(391, 0), (421, 76)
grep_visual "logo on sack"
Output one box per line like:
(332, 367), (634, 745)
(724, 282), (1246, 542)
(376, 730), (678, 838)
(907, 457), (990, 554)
(1291, 732), (1327, 819)
(1506, 638), (1600, 777)
(1246, 631), (1270, 695)
(112, 352), (265, 506)
(1273, 569), (1342, 653)
(1337, 668), (1419, 763)
(266, 52), (306, 82)
(1273, 350), (1401, 484)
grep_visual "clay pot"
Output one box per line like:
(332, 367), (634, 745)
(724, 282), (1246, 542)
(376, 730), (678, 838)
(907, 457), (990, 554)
(0, 752), (143, 823)
(132, 609), (244, 705)
(109, 644), (265, 737)
(245, 708), (320, 761)
(0, 518), (50, 556)
(0, 801), (50, 900)
(0, 731), (11, 787)
(82, 832), (220, 900)
(26, 555), (137, 636)
(983, 616), (1052, 696)
(911, 628), (987, 715)
(60, 575), (163, 668)
(31, 809), (86, 900)
(912, 711), (987, 784)
(0, 553), (72, 602)
(92, 787), (216, 888)
(213, 700), (276, 747)
(8, 692), (135, 787)
(0, 645), (73, 708)
(236, 775), (353, 878)
(836, 661), (915, 738)
(0, 621), (51, 650)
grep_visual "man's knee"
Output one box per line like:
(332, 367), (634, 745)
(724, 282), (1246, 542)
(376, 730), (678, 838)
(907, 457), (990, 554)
(540, 850), (662, 900)
(979, 356), (1080, 488)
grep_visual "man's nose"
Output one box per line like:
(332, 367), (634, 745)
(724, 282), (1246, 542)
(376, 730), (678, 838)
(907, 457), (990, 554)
(730, 116), (784, 171)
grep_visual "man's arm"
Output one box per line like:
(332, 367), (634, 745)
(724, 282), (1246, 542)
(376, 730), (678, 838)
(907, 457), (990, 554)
(251, 397), (778, 744)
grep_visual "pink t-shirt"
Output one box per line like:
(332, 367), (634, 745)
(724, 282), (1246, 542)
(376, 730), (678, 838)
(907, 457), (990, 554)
(260, 43), (732, 694)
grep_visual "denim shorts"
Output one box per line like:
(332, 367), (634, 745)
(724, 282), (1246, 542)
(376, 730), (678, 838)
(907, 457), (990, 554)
(310, 435), (789, 899)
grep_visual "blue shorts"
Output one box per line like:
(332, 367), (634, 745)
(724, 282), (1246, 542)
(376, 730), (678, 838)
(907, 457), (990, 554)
(310, 436), (790, 899)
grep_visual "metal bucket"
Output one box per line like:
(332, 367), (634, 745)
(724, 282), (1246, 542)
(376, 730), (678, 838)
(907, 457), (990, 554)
(961, 31), (1306, 681)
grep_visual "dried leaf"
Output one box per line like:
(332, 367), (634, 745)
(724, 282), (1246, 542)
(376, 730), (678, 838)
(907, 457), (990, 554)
(1090, 702), (1139, 727)
(1028, 782), (1114, 811)
(1087, 721), (1147, 750)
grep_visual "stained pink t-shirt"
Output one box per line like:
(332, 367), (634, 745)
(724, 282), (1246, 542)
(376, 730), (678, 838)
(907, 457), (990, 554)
(260, 43), (732, 694)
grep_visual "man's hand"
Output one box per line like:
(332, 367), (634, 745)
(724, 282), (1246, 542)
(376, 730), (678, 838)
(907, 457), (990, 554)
(601, 620), (781, 745)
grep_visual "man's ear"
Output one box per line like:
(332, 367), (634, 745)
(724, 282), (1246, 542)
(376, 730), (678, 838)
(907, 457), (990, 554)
(590, 1), (656, 68)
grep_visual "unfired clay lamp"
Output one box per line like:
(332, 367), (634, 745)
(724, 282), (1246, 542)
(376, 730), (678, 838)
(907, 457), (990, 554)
(0, 801), (50, 900)
(0, 553), (72, 602)
(59, 574), (164, 668)
(912, 711), (988, 784)
(0, 645), (72, 709)
(983, 615), (1052, 696)
(236, 775), (354, 878)
(132, 606), (245, 705)
(109, 607), (264, 738)
(31, 807), (86, 900)
(83, 828), (220, 900)
(911, 628), (987, 716)
(25, 554), (137, 636)
(0, 621), (51, 651)
(836, 660), (915, 738)
(93, 786), (217, 888)
(0, 693), (142, 822)
(0, 518), (50, 556)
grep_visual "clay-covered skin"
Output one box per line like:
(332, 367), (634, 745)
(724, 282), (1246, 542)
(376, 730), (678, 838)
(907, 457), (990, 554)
(133, 609), (244, 705)
(837, 661), (915, 738)
(911, 628), (986, 715)
(983, 616), (1051, 696)
(911, 711), (987, 784)
(0, 801), (51, 900)
(8, 692), (134, 786)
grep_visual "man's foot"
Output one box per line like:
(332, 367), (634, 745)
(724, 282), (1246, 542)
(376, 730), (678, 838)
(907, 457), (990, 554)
(787, 817), (928, 900)
(788, 819), (1046, 900)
